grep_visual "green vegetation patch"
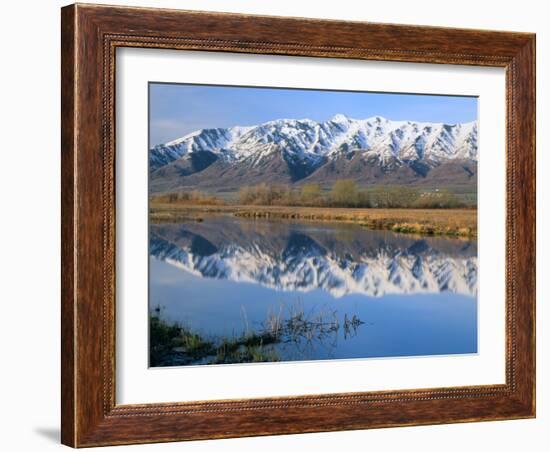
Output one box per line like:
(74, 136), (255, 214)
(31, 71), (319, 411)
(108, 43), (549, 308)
(149, 306), (281, 366)
(150, 303), (366, 367)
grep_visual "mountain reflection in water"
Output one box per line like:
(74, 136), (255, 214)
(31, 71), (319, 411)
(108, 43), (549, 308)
(149, 217), (478, 366)
(150, 217), (477, 298)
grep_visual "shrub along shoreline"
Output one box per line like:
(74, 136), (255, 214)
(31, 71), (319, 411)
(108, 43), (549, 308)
(238, 181), (469, 209)
(149, 179), (477, 237)
(151, 180), (474, 210)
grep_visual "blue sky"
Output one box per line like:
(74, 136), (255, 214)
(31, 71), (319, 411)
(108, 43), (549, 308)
(149, 83), (478, 147)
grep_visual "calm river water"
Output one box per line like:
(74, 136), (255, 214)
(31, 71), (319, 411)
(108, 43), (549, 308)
(149, 216), (477, 366)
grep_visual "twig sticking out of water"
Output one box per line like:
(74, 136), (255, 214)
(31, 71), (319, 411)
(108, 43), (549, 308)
(150, 302), (366, 366)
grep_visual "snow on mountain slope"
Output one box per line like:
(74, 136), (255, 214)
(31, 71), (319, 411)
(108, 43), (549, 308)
(149, 126), (254, 171)
(149, 114), (478, 173)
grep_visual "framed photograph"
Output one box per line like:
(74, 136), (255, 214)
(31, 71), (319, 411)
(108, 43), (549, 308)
(61, 3), (536, 447)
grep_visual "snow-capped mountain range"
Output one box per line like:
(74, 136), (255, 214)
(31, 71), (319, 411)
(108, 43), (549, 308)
(151, 114), (477, 170)
(149, 115), (478, 193)
(150, 222), (478, 298)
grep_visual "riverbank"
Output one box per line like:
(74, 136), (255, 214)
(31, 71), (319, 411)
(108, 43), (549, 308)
(149, 203), (477, 237)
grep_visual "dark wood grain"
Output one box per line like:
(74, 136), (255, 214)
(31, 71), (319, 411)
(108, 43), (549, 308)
(61, 3), (536, 447)
(60, 5), (76, 447)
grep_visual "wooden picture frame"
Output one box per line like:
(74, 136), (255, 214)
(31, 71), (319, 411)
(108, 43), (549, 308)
(61, 3), (535, 447)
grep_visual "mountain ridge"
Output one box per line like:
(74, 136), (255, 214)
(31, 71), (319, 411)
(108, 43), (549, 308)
(149, 115), (478, 193)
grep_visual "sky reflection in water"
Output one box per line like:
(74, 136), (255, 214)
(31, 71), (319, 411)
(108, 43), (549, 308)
(149, 217), (477, 364)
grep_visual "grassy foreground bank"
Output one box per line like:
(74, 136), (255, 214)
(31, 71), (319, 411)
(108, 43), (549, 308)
(150, 304), (365, 366)
(149, 203), (477, 237)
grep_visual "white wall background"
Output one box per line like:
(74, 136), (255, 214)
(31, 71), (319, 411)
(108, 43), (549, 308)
(0, 1), (546, 451)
